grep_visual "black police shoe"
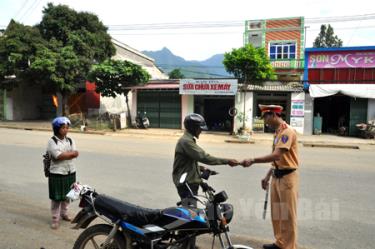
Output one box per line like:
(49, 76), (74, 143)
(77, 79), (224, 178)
(263, 243), (281, 249)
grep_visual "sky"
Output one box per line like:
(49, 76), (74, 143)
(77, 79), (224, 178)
(0, 0), (375, 61)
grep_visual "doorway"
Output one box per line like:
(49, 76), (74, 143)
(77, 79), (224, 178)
(314, 95), (350, 134)
(194, 96), (235, 132)
(253, 92), (291, 133)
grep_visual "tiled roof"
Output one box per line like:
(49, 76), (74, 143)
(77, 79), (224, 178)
(243, 82), (304, 92)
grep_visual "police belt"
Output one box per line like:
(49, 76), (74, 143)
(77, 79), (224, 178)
(273, 168), (296, 178)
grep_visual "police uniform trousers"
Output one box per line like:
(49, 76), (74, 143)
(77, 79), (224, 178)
(271, 171), (299, 249)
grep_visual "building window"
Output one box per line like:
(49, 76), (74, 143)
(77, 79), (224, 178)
(269, 42), (296, 59)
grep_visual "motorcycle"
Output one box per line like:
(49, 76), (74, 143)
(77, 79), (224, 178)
(69, 171), (253, 249)
(356, 120), (375, 139)
(135, 112), (150, 129)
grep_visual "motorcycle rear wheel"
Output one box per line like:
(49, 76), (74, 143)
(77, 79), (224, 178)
(73, 224), (126, 249)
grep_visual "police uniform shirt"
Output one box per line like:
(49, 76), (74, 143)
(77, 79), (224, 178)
(272, 123), (299, 169)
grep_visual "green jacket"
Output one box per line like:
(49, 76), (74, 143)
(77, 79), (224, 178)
(172, 132), (229, 186)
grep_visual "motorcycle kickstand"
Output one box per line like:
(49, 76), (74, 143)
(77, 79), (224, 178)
(223, 230), (234, 249)
(211, 235), (216, 249)
(218, 233), (226, 249)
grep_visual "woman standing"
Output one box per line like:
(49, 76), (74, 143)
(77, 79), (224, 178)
(47, 117), (79, 229)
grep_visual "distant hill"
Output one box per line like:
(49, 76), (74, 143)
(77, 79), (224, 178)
(142, 47), (231, 78)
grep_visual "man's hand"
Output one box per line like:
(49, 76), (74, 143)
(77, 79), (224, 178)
(227, 159), (239, 167)
(241, 158), (254, 167)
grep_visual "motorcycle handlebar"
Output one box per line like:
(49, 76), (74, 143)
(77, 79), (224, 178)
(200, 182), (215, 193)
(201, 168), (219, 180)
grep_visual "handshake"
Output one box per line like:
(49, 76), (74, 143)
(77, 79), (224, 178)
(227, 158), (255, 167)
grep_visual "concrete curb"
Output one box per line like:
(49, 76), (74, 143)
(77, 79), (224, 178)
(0, 125), (106, 135)
(225, 139), (255, 144)
(1, 124), (374, 148)
(302, 142), (360, 149)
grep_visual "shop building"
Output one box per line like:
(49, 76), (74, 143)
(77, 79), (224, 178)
(304, 46), (375, 136)
(131, 79), (238, 131)
(244, 17), (305, 81)
(241, 17), (308, 134)
(233, 83), (306, 134)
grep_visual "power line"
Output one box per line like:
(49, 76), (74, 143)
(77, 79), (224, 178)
(158, 64), (226, 69)
(12, 0), (31, 21)
(2, 12), (375, 30)
(107, 21), (243, 31)
(110, 31), (242, 36)
(305, 13), (375, 23)
(105, 13), (375, 31)
(109, 24), (375, 37)
(18, 0), (43, 22)
(176, 68), (230, 77)
(18, 0), (38, 22)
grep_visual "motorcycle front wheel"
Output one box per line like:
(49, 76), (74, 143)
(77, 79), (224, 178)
(73, 224), (126, 249)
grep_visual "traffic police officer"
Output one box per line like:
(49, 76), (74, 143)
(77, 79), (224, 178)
(242, 105), (299, 249)
(172, 113), (239, 249)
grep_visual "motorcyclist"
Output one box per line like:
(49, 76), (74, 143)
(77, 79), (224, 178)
(172, 113), (239, 249)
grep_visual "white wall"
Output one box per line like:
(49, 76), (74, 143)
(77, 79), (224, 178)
(7, 86), (43, 120)
(130, 90), (137, 124)
(303, 93), (314, 135)
(5, 92), (13, 120)
(368, 99), (375, 121)
(234, 91), (253, 132)
(181, 95), (194, 129)
(99, 94), (129, 114)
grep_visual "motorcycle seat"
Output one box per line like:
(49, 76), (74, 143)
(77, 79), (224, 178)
(94, 195), (161, 227)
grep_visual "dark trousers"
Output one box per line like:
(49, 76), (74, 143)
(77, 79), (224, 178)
(177, 183), (199, 207)
(176, 183), (199, 249)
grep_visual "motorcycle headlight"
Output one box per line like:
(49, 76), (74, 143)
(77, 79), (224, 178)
(221, 203), (234, 224)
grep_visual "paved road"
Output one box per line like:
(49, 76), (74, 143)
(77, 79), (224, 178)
(0, 128), (374, 249)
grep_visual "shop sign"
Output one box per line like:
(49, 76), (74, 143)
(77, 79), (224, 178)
(271, 60), (304, 69)
(179, 79), (238, 95)
(308, 51), (375, 68)
(290, 117), (304, 133)
(291, 100), (304, 117)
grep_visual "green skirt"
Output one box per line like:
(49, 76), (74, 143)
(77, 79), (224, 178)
(48, 172), (76, 201)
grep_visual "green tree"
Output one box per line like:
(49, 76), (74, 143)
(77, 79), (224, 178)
(0, 4), (116, 115)
(35, 3), (115, 114)
(223, 44), (275, 84)
(313, 24), (343, 48)
(168, 68), (185, 79)
(88, 59), (151, 126)
(0, 20), (47, 89)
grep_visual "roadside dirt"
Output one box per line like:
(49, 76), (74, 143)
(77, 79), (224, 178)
(0, 190), (309, 249)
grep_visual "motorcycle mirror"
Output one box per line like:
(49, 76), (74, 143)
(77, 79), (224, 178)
(179, 173), (188, 184)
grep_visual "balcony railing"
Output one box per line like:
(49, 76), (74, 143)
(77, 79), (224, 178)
(270, 59), (305, 69)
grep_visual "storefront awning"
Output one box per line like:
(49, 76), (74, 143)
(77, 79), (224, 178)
(244, 82), (304, 92)
(309, 84), (375, 99)
(131, 83), (179, 90)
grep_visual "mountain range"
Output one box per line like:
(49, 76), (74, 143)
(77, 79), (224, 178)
(142, 47), (231, 78)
